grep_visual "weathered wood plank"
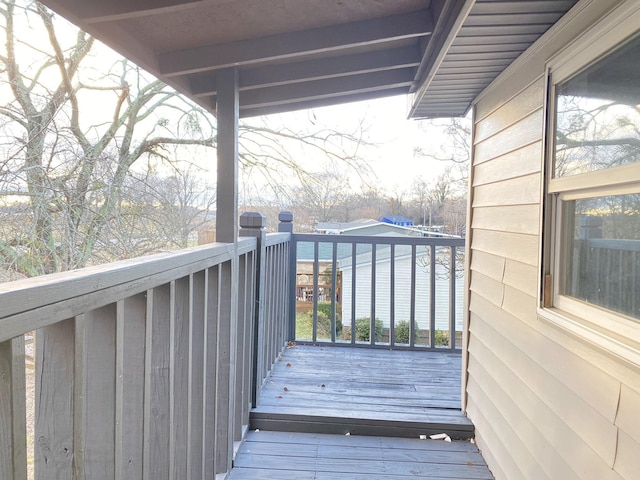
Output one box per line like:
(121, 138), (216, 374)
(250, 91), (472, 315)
(215, 259), (236, 476)
(116, 295), (146, 480)
(242, 430), (479, 452)
(170, 277), (190, 478)
(34, 320), (75, 479)
(143, 285), (171, 480)
(0, 337), (27, 480)
(83, 304), (117, 478)
(203, 266), (219, 478)
(233, 452), (491, 478)
(189, 271), (206, 480)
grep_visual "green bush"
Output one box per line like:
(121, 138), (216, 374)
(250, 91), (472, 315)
(394, 320), (418, 344)
(435, 329), (450, 347)
(355, 317), (383, 342)
(316, 302), (343, 334)
(296, 310), (342, 339)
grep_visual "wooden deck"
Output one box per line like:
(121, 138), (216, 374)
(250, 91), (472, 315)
(251, 345), (473, 439)
(231, 345), (492, 479)
(230, 430), (493, 479)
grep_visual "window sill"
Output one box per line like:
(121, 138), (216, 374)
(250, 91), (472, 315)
(538, 306), (640, 370)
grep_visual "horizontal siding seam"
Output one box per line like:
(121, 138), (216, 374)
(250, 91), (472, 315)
(469, 334), (619, 474)
(473, 137), (541, 167)
(474, 74), (545, 124)
(469, 294), (621, 422)
(474, 106), (543, 146)
(467, 355), (552, 479)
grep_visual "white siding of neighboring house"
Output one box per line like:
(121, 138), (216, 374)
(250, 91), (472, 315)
(466, 1), (640, 479)
(339, 248), (464, 332)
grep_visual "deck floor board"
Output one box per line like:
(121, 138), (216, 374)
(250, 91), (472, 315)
(230, 430), (493, 479)
(251, 345), (470, 434)
(234, 345), (493, 479)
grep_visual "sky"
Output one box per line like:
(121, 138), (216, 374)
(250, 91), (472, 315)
(241, 94), (458, 196)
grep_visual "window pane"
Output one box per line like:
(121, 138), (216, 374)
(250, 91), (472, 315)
(560, 194), (640, 319)
(554, 36), (640, 178)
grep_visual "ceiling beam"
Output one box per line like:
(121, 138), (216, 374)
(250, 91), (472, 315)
(238, 87), (411, 118)
(67, 0), (209, 23)
(158, 9), (433, 76)
(237, 68), (416, 110)
(189, 46), (421, 97)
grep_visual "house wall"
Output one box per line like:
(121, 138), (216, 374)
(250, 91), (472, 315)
(465, 1), (640, 478)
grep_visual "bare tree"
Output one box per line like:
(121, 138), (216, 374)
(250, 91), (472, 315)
(0, 1), (370, 277)
(0, 0), (217, 275)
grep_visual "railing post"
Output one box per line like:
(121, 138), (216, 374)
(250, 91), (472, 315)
(278, 212), (297, 341)
(278, 211), (294, 233)
(240, 212), (266, 407)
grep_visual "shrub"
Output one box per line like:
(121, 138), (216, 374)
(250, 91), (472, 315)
(295, 310), (341, 339)
(394, 320), (418, 344)
(316, 302), (343, 334)
(355, 317), (383, 342)
(435, 329), (450, 347)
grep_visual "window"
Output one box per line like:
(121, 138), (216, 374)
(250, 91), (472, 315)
(543, 27), (640, 361)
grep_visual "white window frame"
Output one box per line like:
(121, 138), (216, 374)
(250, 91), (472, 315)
(540, 2), (640, 367)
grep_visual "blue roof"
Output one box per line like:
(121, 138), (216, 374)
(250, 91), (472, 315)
(379, 215), (414, 226)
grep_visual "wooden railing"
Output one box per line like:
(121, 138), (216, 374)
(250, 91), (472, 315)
(572, 238), (640, 319)
(0, 217), (293, 480)
(290, 233), (465, 350)
(0, 210), (466, 480)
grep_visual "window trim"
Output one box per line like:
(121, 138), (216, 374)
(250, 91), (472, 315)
(539, 2), (640, 368)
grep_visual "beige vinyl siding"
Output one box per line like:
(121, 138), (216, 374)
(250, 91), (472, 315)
(465, 2), (640, 478)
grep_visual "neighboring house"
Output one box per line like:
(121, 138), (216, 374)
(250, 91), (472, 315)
(339, 245), (464, 333)
(304, 219), (464, 333)
(317, 219), (442, 237)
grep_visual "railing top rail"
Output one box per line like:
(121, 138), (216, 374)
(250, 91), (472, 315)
(0, 238), (256, 341)
(293, 233), (465, 247)
(587, 238), (640, 252)
(265, 232), (291, 247)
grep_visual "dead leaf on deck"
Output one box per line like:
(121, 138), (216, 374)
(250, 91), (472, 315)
(276, 395), (283, 399)
(320, 384), (326, 388)
(286, 362), (292, 367)
(283, 386), (289, 392)
(466, 461), (474, 466)
(287, 341), (296, 348)
(278, 356), (284, 361)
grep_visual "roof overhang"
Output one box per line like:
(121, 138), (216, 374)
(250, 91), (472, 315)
(38, 0), (579, 119)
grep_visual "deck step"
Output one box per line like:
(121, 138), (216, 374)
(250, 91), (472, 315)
(251, 345), (473, 440)
(250, 408), (474, 440)
(230, 430), (493, 479)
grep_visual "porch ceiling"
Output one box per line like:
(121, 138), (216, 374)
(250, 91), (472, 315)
(39, 0), (579, 119)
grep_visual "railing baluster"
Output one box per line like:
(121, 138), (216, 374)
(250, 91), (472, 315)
(351, 242), (357, 344)
(331, 242), (338, 344)
(449, 246), (457, 350)
(370, 243), (377, 346)
(144, 285), (171, 479)
(429, 244), (436, 348)
(390, 244), (396, 347)
(215, 259), (235, 476)
(202, 267), (219, 478)
(312, 241), (319, 342)
(189, 271), (206, 480)
(0, 336), (27, 480)
(116, 295), (146, 480)
(410, 245), (417, 349)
